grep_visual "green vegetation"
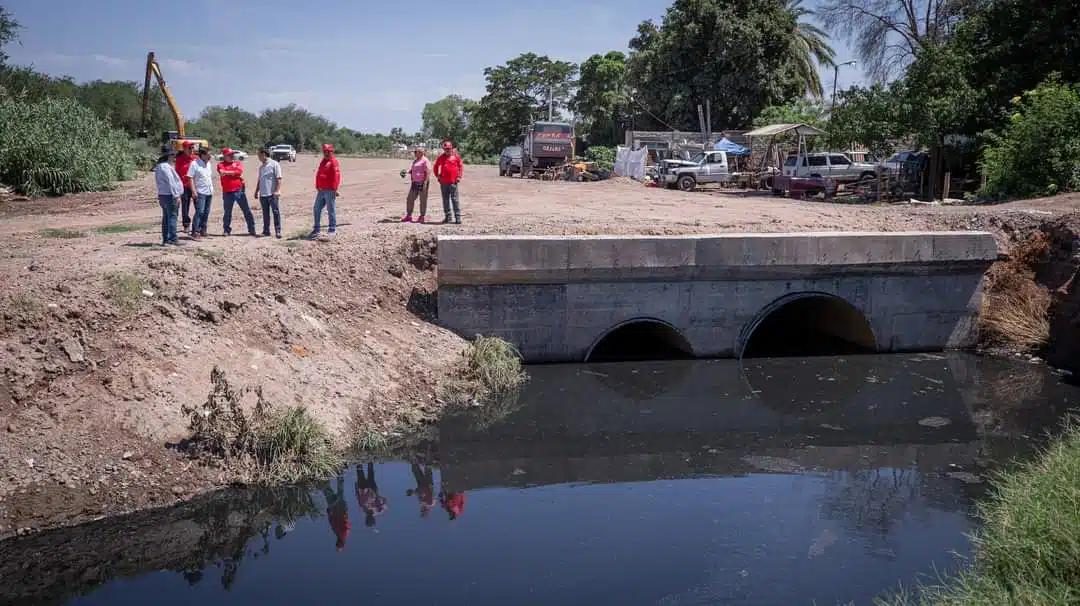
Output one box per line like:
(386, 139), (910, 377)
(182, 366), (343, 483)
(95, 222), (147, 234)
(0, 96), (137, 195)
(104, 271), (145, 312)
(256, 406), (343, 482)
(39, 228), (86, 239)
(194, 246), (225, 263)
(878, 423), (1080, 605)
(584, 145), (616, 170)
(438, 335), (527, 407)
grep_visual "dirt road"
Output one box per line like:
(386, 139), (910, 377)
(1, 154), (1078, 537)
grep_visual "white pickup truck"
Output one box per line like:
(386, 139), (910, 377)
(782, 151), (880, 184)
(658, 150), (730, 191)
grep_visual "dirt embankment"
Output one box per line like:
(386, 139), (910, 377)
(1, 156), (1079, 538)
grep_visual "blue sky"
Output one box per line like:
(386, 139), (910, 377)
(3, 0), (863, 133)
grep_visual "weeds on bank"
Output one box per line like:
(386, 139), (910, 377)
(978, 234), (1052, 351)
(40, 228), (86, 239)
(876, 420), (1080, 605)
(181, 366), (343, 482)
(105, 272), (145, 312)
(95, 222), (146, 234)
(437, 335), (528, 407)
(194, 247), (225, 263)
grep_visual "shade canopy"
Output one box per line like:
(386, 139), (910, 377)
(713, 137), (749, 155)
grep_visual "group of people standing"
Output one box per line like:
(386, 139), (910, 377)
(152, 138), (467, 246)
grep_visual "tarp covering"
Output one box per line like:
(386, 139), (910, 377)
(743, 123), (827, 138)
(713, 137), (749, 155)
(614, 146), (647, 180)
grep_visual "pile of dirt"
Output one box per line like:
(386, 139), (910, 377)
(0, 229), (465, 537)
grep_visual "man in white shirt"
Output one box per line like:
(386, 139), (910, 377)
(254, 148), (284, 238)
(186, 148), (215, 239)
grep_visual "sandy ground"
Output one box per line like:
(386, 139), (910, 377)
(1, 154), (1079, 537)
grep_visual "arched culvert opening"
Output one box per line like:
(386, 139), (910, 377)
(740, 293), (877, 358)
(586, 319), (694, 363)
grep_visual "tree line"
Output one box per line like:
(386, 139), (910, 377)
(421, 0), (1080, 199)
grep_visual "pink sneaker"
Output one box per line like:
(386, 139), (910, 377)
(401, 215), (413, 222)
(417, 215), (426, 223)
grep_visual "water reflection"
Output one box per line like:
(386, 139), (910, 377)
(0, 354), (1076, 606)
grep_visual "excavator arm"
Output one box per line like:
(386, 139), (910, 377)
(138, 51), (185, 139)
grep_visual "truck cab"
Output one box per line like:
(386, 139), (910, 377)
(520, 121), (574, 177)
(658, 150), (730, 191)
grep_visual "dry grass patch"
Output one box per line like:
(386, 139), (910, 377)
(978, 234), (1052, 352)
(104, 272), (145, 313)
(40, 228), (86, 239)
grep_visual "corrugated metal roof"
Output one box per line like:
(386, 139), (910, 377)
(743, 123), (827, 138)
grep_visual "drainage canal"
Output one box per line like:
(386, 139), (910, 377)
(740, 294), (877, 358)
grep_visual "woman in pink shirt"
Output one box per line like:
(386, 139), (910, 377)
(401, 146), (431, 223)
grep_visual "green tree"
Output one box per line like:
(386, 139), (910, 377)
(826, 84), (904, 156)
(468, 53), (577, 154)
(980, 76), (1080, 198)
(421, 94), (475, 144)
(754, 97), (828, 129)
(187, 105), (267, 150)
(0, 6), (19, 65)
(626, 0), (803, 132)
(784, 0), (835, 97)
(571, 51), (629, 146)
(946, 0), (1080, 135)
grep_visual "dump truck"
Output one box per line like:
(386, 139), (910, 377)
(519, 121), (574, 178)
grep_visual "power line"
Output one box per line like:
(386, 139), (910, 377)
(628, 95), (679, 131)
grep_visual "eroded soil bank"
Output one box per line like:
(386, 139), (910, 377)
(1, 158), (1079, 538)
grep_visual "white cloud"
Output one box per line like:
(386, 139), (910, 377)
(161, 58), (195, 73)
(422, 52), (450, 58)
(90, 54), (132, 68)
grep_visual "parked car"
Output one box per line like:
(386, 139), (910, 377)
(499, 145), (523, 176)
(269, 144), (297, 162)
(781, 151), (880, 183)
(881, 151), (916, 173)
(215, 149), (248, 161)
(658, 150), (731, 191)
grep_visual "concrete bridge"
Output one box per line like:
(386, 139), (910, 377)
(436, 232), (999, 362)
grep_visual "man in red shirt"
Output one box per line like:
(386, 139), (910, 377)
(174, 142), (195, 232)
(432, 139), (464, 224)
(309, 143), (341, 239)
(216, 148), (256, 236)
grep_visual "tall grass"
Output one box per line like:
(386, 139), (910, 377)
(0, 95), (137, 195)
(439, 335), (527, 407)
(878, 422), (1080, 605)
(256, 407), (343, 482)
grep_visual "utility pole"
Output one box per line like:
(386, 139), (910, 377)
(705, 99), (712, 143)
(548, 85), (553, 121)
(831, 60), (857, 111)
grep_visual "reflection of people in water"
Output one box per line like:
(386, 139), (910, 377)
(439, 490), (467, 520)
(406, 462), (436, 517)
(323, 476), (350, 552)
(356, 463), (389, 527)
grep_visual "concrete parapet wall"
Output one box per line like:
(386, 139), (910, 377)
(436, 232), (999, 362)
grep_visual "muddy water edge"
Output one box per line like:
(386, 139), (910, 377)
(1, 353), (1078, 606)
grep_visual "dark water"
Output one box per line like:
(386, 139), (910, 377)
(2, 353), (1078, 606)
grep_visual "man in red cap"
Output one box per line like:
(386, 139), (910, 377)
(175, 142), (196, 232)
(216, 148), (256, 236)
(310, 143), (341, 239)
(432, 139), (464, 224)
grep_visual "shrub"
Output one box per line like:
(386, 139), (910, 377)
(182, 366), (343, 482)
(584, 145), (616, 170)
(0, 95), (137, 195)
(461, 151), (499, 165)
(979, 76), (1080, 199)
(978, 234), (1052, 351)
(438, 335), (527, 407)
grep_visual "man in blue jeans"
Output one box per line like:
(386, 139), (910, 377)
(217, 147), (256, 236)
(186, 148), (214, 238)
(309, 143), (341, 239)
(255, 148), (283, 238)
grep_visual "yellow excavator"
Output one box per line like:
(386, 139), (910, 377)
(138, 51), (209, 153)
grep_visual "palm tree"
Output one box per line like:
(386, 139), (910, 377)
(785, 0), (836, 98)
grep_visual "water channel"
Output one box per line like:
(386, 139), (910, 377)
(1, 353), (1077, 606)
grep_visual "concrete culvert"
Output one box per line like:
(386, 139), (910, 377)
(741, 294), (877, 358)
(586, 319), (694, 363)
